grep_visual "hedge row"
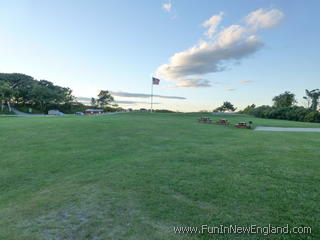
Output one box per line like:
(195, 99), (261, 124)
(248, 106), (320, 123)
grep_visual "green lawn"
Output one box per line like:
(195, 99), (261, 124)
(0, 113), (319, 240)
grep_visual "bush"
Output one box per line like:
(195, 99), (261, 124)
(304, 111), (320, 122)
(286, 106), (311, 121)
(250, 105), (317, 123)
(104, 106), (125, 112)
(154, 109), (175, 113)
(250, 105), (273, 118)
(15, 104), (44, 114)
(0, 109), (15, 115)
(47, 102), (87, 114)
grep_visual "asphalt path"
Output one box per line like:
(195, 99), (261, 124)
(254, 126), (320, 132)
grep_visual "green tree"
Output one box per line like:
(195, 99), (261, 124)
(30, 80), (74, 112)
(272, 91), (297, 108)
(239, 104), (256, 114)
(30, 82), (52, 111)
(213, 101), (237, 112)
(0, 73), (75, 113)
(97, 90), (114, 107)
(0, 82), (13, 111)
(91, 97), (97, 107)
(305, 89), (320, 111)
(0, 73), (35, 104)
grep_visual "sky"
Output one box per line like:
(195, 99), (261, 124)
(0, 0), (319, 112)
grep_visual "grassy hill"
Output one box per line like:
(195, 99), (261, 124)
(0, 113), (319, 239)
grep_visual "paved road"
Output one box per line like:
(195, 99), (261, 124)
(255, 126), (320, 132)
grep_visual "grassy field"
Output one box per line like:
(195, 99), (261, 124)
(0, 113), (319, 240)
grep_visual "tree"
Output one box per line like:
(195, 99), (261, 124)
(30, 82), (53, 111)
(91, 97), (97, 107)
(0, 73), (76, 113)
(213, 101), (237, 112)
(303, 96), (310, 108)
(239, 104), (256, 114)
(0, 82), (13, 111)
(305, 89), (320, 111)
(272, 91), (296, 108)
(0, 73), (35, 104)
(29, 80), (74, 112)
(97, 90), (114, 107)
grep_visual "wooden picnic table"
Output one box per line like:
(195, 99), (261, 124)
(216, 119), (230, 125)
(235, 122), (251, 129)
(198, 117), (212, 123)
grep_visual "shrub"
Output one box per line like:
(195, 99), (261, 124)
(154, 109), (175, 113)
(304, 111), (320, 122)
(250, 105), (317, 123)
(250, 105), (273, 118)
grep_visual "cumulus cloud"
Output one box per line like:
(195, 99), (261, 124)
(246, 8), (284, 31)
(156, 8), (283, 88)
(163, 1), (172, 12)
(202, 12), (224, 38)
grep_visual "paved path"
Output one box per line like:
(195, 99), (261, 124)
(255, 126), (320, 132)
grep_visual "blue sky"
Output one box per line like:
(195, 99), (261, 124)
(0, 0), (319, 111)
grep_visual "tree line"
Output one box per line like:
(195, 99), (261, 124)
(0, 73), (115, 114)
(239, 90), (320, 123)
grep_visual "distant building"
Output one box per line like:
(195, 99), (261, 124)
(85, 109), (104, 115)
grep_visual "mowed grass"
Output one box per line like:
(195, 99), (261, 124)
(0, 113), (319, 240)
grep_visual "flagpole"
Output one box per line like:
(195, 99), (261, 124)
(151, 80), (153, 112)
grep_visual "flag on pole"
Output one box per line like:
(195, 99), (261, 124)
(152, 77), (160, 85)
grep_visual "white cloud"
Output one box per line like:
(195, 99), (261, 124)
(163, 2), (172, 12)
(202, 12), (224, 38)
(240, 80), (253, 84)
(167, 78), (211, 88)
(225, 88), (236, 91)
(75, 97), (161, 105)
(156, 8), (283, 88)
(246, 8), (284, 31)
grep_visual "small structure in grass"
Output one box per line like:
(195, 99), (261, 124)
(235, 122), (251, 129)
(85, 109), (104, 115)
(216, 119), (230, 125)
(198, 117), (212, 123)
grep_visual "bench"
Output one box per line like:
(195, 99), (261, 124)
(198, 117), (212, 123)
(235, 122), (251, 129)
(216, 119), (230, 125)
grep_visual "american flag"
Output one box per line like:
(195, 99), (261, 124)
(152, 77), (160, 85)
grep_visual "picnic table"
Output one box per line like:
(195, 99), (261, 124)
(198, 117), (212, 123)
(216, 119), (230, 125)
(235, 122), (251, 129)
